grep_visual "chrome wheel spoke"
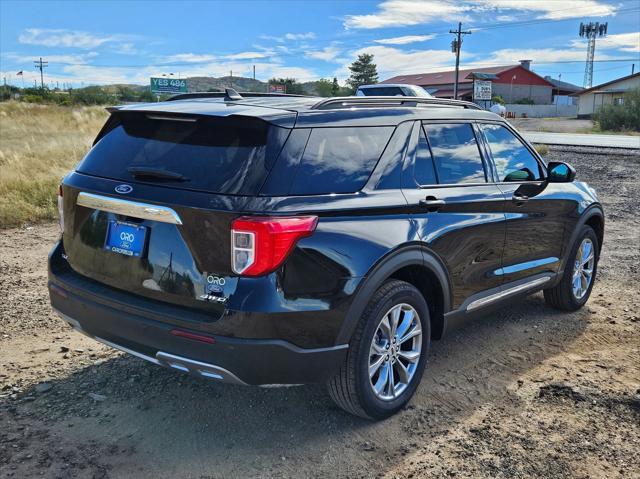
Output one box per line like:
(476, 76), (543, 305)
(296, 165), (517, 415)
(369, 354), (385, 378)
(398, 349), (420, 363)
(389, 307), (401, 338)
(395, 309), (414, 339)
(399, 325), (421, 344)
(386, 362), (395, 397)
(374, 363), (390, 394)
(395, 360), (410, 384)
(379, 316), (392, 338)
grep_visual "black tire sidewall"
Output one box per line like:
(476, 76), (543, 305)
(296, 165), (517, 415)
(354, 283), (430, 419)
(563, 226), (599, 309)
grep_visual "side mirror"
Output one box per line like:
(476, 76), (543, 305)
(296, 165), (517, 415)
(547, 161), (576, 183)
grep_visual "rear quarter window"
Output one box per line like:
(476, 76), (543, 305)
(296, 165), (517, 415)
(288, 127), (393, 195)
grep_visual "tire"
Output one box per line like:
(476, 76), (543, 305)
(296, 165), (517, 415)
(544, 225), (599, 311)
(327, 279), (431, 420)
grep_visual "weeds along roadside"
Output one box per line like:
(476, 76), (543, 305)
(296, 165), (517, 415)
(0, 101), (108, 227)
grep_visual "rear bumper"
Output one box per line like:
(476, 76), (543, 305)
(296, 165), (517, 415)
(48, 242), (348, 386)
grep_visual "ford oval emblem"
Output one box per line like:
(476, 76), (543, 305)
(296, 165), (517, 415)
(115, 184), (133, 194)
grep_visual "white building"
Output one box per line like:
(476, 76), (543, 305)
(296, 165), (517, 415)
(574, 72), (640, 118)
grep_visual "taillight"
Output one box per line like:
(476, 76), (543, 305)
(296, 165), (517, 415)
(231, 216), (318, 276)
(57, 184), (64, 233)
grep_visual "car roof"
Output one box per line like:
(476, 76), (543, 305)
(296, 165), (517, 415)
(358, 84), (418, 89)
(115, 95), (502, 128)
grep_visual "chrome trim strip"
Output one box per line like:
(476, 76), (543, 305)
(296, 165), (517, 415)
(76, 192), (183, 225)
(466, 276), (551, 311)
(156, 351), (247, 385)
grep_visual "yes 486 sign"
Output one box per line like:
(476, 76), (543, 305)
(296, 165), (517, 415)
(150, 77), (187, 95)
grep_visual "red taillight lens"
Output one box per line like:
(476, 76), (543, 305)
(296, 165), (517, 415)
(231, 216), (318, 276)
(57, 184), (64, 233)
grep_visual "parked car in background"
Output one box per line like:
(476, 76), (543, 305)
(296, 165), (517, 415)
(49, 91), (604, 419)
(356, 83), (432, 97)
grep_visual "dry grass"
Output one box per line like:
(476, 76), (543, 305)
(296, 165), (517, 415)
(0, 101), (108, 227)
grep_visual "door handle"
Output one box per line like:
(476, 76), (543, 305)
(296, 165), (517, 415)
(419, 196), (446, 211)
(512, 193), (529, 203)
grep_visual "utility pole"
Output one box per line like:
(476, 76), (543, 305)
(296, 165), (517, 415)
(450, 22), (471, 100)
(34, 57), (48, 89)
(253, 65), (256, 80)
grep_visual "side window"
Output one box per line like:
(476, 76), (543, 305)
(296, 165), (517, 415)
(413, 128), (437, 186)
(482, 124), (543, 182)
(422, 123), (486, 184)
(289, 127), (393, 195)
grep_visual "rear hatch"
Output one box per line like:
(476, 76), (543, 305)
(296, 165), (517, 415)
(61, 102), (294, 314)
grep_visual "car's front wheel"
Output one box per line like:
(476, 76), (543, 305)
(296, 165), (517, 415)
(544, 225), (599, 311)
(327, 279), (430, 419)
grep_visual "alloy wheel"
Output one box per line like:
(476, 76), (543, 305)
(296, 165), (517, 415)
(572, 238), (595, 300)
(368, 303), (422, 401)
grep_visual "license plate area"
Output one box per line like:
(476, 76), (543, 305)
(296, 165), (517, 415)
(104, 221), (148, 257)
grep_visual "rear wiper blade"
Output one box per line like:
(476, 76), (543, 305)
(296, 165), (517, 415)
(127, 166), (189, 182)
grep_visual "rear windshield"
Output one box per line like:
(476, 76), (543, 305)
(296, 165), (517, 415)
(77, 113), (288, 195)
(359, 87), (404, 96)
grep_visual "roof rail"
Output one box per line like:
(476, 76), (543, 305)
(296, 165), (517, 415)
(310, 96), (482, 110)
(166, 91), (313, 101)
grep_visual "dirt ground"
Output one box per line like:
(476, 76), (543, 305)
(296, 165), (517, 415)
(1, 146), (639, 479)
(508, 118), (596, 134)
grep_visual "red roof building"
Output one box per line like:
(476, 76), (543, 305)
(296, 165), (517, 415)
(381, 61), (555, 104)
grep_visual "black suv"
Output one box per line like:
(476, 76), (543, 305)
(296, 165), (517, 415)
(48, 92), (604, 419)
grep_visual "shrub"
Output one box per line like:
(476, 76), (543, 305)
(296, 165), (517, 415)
(534, 144), (549, 156)
(594, 88), (640, 132)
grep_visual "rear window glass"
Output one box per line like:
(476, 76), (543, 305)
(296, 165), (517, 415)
(289, 127), (393, 195)
(77, 113), (288, 195)
(359, 87), (404, 96)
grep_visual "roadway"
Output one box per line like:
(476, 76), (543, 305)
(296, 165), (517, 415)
(523, 131), (640, 150)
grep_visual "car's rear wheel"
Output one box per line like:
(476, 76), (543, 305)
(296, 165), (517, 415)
(327, 279), (430, 419)
(544, 225), (599, 311)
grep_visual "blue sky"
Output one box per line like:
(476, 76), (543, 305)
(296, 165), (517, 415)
(1, 0), (638, 89)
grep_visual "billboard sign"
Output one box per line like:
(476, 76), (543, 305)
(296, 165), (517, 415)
(150, 77), (188, 95)
(473, 80), (492, 101)
(268, 84), (286, 94)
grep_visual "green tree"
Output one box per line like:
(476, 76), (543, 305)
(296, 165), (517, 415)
(331, 77), (340, 96)
(315, 78), (333, 97)
(347, 53), (378, 90)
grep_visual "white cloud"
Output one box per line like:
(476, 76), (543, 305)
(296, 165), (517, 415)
(160, 53), (218, 64)
(481, 45), (626, 68)
(587, 32), (640, 53)
(18, 28), (135, 49)
(344, 0), (617, 29)
(224, 51), (273, 60)
(342, 45), (466, 79)
(285, 32), (316, 41)
(374, 34), (436, 45)
(344, 1), (472, 29)
(474, 0), (617, 20)
(4, 51), (98, 65)
(261, 32), (316, 42)
(305, 45), (343, 62)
